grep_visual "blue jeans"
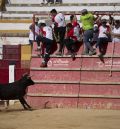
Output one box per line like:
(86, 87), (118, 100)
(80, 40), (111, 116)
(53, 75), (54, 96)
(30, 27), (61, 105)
(83, 29), (94, 52)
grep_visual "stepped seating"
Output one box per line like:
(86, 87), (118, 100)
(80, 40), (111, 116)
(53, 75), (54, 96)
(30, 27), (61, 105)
(0, 0), (120, 37)
(27, 42), (120, 109)
(9, 0), (120, 5)
(5, 5), (120, 13)
(0, 0), (120, 109)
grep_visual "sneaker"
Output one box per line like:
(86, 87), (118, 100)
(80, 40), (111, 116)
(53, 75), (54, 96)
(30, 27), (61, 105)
(89, 49), (96, 56)
(71, 53), (76, 58)
(40, 62), (47, 68)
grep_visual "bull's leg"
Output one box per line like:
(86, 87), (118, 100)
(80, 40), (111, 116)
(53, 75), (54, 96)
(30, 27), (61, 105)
(19, 97), (32, 110)
(19, 98), (28, 110)
(4, 100), (9, 109)
(22, 97), (32, 109)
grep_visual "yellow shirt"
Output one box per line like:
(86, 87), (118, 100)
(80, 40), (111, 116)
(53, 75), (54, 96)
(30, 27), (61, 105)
(80, 13), (94, 30)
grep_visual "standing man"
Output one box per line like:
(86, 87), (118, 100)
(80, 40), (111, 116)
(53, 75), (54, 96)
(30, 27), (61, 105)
(50, 9), (66, 55)
(80, 9), (96, 56)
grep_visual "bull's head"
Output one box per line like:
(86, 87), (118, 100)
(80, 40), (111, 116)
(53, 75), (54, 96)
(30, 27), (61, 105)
(22, 73), (35, 87)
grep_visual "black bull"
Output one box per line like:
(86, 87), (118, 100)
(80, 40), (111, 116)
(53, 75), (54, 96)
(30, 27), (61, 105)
(0, 74), (35, 110)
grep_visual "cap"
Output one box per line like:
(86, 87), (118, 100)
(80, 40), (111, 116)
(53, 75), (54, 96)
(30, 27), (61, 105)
(81, 9), (88, 14)
(101, 19), (107, 23)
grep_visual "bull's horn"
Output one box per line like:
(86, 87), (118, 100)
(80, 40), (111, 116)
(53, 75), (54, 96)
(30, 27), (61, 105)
(22, 72), (29, 76)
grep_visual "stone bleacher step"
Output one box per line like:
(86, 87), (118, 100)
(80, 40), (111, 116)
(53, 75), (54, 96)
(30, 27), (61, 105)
(1, 11), (120, 20)
(32, 54), (120, 58)
(27, 93), (120, 99)
(31, 55), (120, 69)
(0, 19), (32, 23)
(0, 37), (29, 44)
(9, 0), (120, 4)
(7, 3), (120, 6)
(27, 80), (120, 109)
(34, 80), (120, 85)
(28, 80), (120, 100)
(0, 30), (29, 37)
(30, 67), (120, 82)
(30, 67), (120, 71)
(5, 5), (120, 12)
(1, 12), (48, 19)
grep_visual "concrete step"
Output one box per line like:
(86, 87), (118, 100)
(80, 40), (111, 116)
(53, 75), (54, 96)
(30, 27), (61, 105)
(31, 55), (120, 68)
(0, 23), (30, 30)
(5, 5), (120, 12)
(0, 37), (29, 45)
(1, 11), (120, 20)
(27, 94), (120, 109)
(0, 12), (62, 20)
(1, 12), (33, 19)
(0, 30), (29, 37)
(27, 81), (120, 109)
(30, 67), (120, 82)
(31, 42), (120, 67)
(9, 0), (120, 4)
(0, 19), (32, 23)
(7, 3), (120, 6)
(28, 82), (120, 94)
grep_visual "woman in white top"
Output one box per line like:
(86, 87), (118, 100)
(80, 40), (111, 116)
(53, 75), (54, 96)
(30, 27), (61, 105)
(111, 20), (120, 43)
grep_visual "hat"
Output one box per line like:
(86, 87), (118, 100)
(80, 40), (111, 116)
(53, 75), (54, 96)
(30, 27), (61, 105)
(81, 9), (88, 14)
(101, 19), (107, 23)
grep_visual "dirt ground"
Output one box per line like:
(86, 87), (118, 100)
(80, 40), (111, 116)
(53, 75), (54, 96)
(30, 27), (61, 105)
(0, 102), (120, 129)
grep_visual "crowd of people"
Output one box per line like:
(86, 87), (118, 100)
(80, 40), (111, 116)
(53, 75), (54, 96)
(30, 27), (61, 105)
(29, 9), (120, 67)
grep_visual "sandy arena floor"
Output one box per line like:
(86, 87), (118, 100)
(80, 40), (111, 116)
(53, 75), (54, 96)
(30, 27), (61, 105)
(0, 102), (120, 129)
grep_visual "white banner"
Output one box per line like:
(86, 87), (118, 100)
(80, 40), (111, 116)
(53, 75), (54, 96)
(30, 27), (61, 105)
(9, 65), (15, 105)
(9, 65), (15, 83)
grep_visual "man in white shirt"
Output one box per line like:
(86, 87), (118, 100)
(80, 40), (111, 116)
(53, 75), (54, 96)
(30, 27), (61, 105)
(50, 9), (66, 55)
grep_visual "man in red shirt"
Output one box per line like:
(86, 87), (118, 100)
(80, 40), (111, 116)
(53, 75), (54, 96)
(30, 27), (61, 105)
(64, 23), (79, 57)
(36, 23), (53, 67)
